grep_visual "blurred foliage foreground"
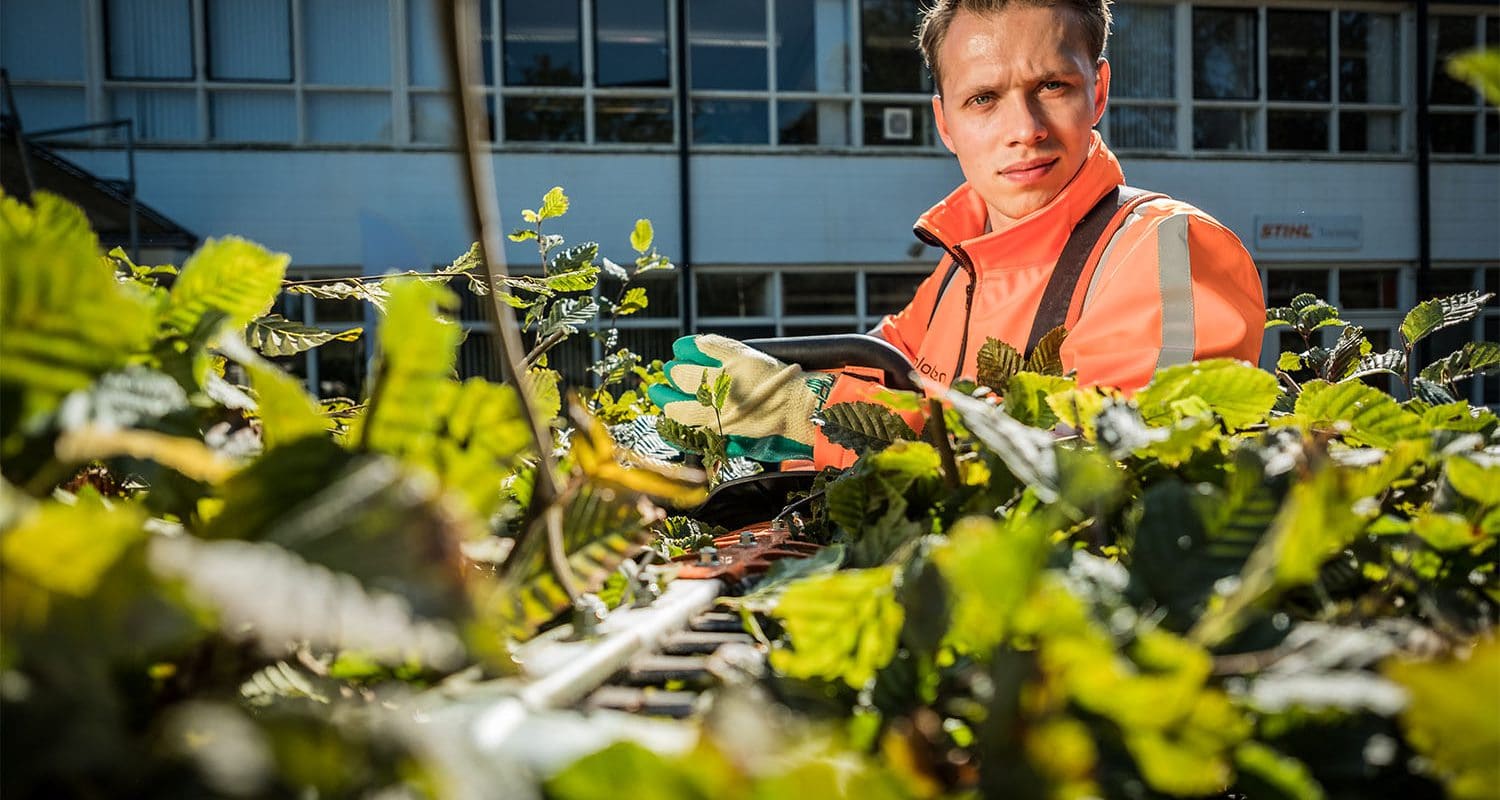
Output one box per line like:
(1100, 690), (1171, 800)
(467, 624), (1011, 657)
(2, 186), (1499, 800)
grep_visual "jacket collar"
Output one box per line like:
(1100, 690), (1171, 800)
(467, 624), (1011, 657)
(914, 132), (1126, 268)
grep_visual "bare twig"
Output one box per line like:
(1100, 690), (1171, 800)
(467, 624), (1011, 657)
(438, 0), (576, 600)
(927, 397), (960, 490)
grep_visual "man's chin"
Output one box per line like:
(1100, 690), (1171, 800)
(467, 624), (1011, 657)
(981, 186), (1062, 227)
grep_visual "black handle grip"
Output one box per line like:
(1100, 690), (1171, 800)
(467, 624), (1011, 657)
(744, 334), (919, 392)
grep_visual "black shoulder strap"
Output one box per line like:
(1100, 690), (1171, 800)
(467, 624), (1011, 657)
(924, 259), (962, 329)
(1024, 186), (1150, 355)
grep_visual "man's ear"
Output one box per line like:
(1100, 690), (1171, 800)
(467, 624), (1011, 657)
(1092, 58), (1111, 126)
(932, 94), (957, 154)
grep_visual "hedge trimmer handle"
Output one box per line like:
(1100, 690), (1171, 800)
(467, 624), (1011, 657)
(744, 334), (919, 392)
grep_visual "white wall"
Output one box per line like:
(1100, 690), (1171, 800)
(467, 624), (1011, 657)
(64, 147), (1496, 271)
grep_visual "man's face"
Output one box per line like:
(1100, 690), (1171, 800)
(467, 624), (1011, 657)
(932, 6), (1110, 231)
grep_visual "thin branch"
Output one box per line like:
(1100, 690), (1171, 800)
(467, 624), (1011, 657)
(524, 329), (570, 368)
(927, 397), (960, 490)
(439, 0), (576, 600)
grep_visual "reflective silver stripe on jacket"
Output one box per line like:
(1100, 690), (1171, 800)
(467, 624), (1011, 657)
(1080, 207), (1196, 370)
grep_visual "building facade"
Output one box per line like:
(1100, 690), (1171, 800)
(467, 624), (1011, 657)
(3, 0), (1497, 399)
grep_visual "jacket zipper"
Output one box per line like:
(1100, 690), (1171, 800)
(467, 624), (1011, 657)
(914, 226), (978, 382)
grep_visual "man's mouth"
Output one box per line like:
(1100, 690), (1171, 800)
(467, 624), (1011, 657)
(1000, 158), (1058, 185)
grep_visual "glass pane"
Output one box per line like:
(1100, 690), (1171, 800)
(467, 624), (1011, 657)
(596, 97), (674, 143)
(861, 0), (927, 93)
(866, 272), (927, 317)
(11, 88), (87, 138)
(312, 338), (367, 399)
(210, 91), (296, 142)
(1267, 10), (1329, 102)
(503, 96), (584, 141)
(1267, 110), (1328, 152)
(1339, 12), (1399, 104)
(1339, 269), (1399, 309)
(777, 0), (816, 91)
(1110, 3), (1174, 99)
(1266, 270), (1329, 307)
(307, 93), (392, 143)
(304, 0), (391, 85)
(503, 0), (582, 86)
(207, 0), (292, 81)
(1424, 269), (1477, 299)
(778, 100), (849, 146)
(863, 102), (931, 146)
(1431, 112), (1475, 154)
(595, 0), (669, 88)
(617, 327), (683, 367)
(1109, 105), (1174, 150)
(689, 0), (768, 91)
(698, 273), (771, 317)
(106, 0), (194, 79)
(1429, 16), (1478, 106)
(411, 93), (458, 143)
(457, 331), (500, 382)
(608, 272), (680, 319)
(1339, 111), (1399, 153)
(1193, 8), (1257, 100)
(109, 90), (199, 140)
(783, 271), (855, 316)
(1487, 112), (1498, 155)
(692, 99), (768, 144)
(701, 323), (776, 339)
(407, 0), (444, 87)
(3, 0), (85, 80)
(1193, 107), (1256, 151)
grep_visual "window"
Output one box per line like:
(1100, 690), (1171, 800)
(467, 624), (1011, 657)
(694, 266), (929, 340)
(96, 0), (397, 144)
(1107, 2), (1176, 151)
(1429, 13), (1499, 156)
(861, 0), (933, 147)
(1, 2), (89, 138)
(1185, 6), (1405, 154)
(276, 270), (372, 399)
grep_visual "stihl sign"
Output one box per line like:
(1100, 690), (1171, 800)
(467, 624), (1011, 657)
(1253, 215), (1362, 251)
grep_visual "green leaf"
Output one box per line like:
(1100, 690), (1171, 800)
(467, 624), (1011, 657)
(1424, 402), (1496, 433)
(629, 218), (654, 254)
(1400, 291), (1493, 350)
(725, 543), (846, 613)
(948, 390), (1059, 502)
(548, 241), (599, 276)
(538, 297), (599, 341)
(1003, 373), (1076, 429)
(1136, 359), (1280, 430)
(768, 565), (903, 688)
(616, 286), (649, 316)
(544, 263), (600, 293)
(361, 280), (462, 457)
(1135, 415), (1220, 467)
(248, 361), (327, 448)
(976, 337), (1023, 390)
(539, 186), (569, 220)
(1025, 325), (1069, 375)
(0, 192), (156, 434)
(284, 279), (390, 310)
(1420, 341), (1500, 384)
(1445, 453), (1500, 506)
(521, 208), (540, 224)
(1323, 324), (1367, 381)
(935, 513), (1050, 656)
(1410, 511), (1485, 551)
(1265, 306), (1298, 329)
(163, 236), (289, 337)
(1285, 380), (1427, 449)
(508, 228), (538, 242)
(1449, 49), (1500, 103)
(1346, 348), (1406, 381)
(818, 401), (918, 456)
(1, 492), (146, 598)
(711, 370), (732, 411)
(1384, 639), (1500, 800)
(246, 314), (362, 357)
(55, 366), (189, 432)
(1276, 351), (1304, 372)
(547, 741), (728, 800)
(522, 367), (562, 421)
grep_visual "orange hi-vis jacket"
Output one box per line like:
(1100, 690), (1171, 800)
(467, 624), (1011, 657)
(811, 133), (1265, 469)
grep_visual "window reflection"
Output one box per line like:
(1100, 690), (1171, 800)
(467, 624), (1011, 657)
(503, 0), (582, 86)
(504, 96), (584, 141)
(1267, 10), (1328, 102)
(693, 99), (768, 144)
(595, 0), (668, 87)
(861, 0), (927, 93)
(1193, 8), (1257, 100)
(689, 0), (768, 91)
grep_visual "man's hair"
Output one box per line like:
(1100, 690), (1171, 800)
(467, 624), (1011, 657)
(917, 0), (1113, 94)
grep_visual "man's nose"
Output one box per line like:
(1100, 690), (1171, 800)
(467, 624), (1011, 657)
(997, 95), (1048, 146)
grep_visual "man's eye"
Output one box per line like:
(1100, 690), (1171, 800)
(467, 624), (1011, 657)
(969, 94), (993, 107)
(1041, 81), (1066, 92)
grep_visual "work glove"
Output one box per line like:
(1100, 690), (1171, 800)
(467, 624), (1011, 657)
(647, 334), (834, 463)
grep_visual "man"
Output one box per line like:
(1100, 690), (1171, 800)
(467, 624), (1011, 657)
(651, 0), (1265, 469)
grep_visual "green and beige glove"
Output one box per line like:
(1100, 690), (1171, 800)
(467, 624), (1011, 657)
(648, 334), (834, 463)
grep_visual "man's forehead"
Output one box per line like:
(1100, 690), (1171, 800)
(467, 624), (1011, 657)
(940, 6), (1095, 72)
